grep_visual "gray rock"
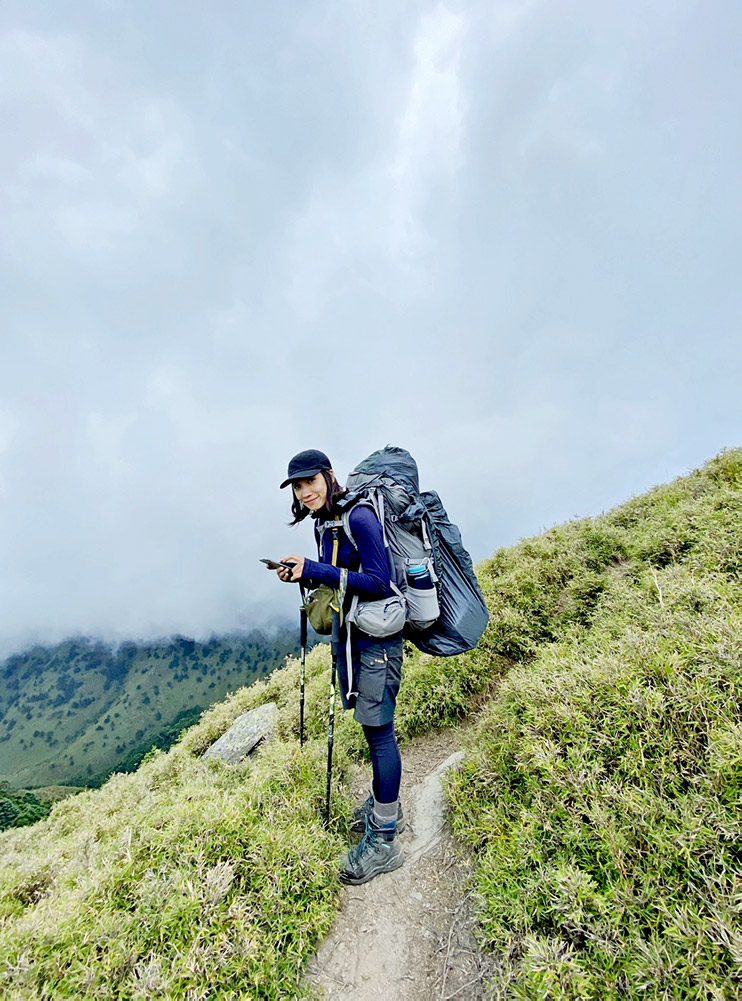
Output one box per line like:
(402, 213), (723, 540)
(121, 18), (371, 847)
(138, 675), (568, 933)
(203, 702), (279, 764)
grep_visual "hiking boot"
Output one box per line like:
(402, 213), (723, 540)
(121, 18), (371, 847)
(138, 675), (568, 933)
(339, 816), (405, 885)
(350, 793), (406, 838)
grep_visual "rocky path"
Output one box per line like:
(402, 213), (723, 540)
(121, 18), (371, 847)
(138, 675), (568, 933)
(305, 728), (495, 1000)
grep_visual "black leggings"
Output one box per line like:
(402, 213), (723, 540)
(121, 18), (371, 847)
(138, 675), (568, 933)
(362, 720), (402, 803)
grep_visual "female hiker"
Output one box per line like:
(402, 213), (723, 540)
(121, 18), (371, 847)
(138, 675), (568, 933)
(272, 448), (405, 885)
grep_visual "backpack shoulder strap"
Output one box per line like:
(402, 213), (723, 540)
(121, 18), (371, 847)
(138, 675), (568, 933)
(341, 496), (404, 599)
(316, 497), (375, 561)
(339, 497), (376, 554)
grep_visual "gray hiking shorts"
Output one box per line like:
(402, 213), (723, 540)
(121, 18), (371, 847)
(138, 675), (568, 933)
(338, 635), (403, 727)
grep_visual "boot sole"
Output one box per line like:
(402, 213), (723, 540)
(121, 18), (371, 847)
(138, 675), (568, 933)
(339, 850), (405, 885)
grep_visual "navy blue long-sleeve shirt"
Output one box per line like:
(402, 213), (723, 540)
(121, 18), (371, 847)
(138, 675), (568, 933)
(300, 504), (396, 651)
(300, 504), (392, 600)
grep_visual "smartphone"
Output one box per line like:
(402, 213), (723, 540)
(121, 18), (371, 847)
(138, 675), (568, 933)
(260, 558), (296, 570)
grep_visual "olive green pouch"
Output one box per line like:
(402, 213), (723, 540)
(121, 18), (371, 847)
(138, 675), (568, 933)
(303, 570), (348, 635)
(303, 584), (336, 635)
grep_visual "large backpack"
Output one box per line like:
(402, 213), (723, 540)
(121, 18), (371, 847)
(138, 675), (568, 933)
(336, 445), (489, 657)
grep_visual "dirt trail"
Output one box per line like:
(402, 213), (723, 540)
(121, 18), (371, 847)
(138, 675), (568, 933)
(305, 728), (495, 1000)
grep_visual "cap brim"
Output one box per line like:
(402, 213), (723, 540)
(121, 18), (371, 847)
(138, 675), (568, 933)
(280, 466), (324, 488)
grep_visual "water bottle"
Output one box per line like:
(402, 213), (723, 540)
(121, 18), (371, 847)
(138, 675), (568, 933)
(405, 558), (439, 628)
(406, 562), (433, 590)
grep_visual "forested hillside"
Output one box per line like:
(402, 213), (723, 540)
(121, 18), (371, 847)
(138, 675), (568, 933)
(0, 629), (301, 790)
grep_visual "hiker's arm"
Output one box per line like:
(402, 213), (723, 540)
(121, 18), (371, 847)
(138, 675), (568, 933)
(301, 507), (390, 599)
(279, 525), (321, 585)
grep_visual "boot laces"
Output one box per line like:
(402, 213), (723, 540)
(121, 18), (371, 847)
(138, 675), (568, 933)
(350, 814), (384, 864)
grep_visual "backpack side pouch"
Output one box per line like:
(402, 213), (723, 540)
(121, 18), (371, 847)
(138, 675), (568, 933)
(347, 592), (406, 638)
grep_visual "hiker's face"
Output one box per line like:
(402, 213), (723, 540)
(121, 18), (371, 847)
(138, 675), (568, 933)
(293, 472), (329, 511)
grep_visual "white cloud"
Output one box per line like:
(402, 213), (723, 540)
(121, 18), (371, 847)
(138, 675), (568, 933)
(0, 0), (739, 656)
(0, 28), (197, 259)
(518, 61), (620, 161)
(0, 28), (94, 128)
(388, 3), (466, 256)
(0, 410), (20, 499)
(20, 154), (93, 184)
(285, 3), (467, 315)
(486, 0), (540, 45)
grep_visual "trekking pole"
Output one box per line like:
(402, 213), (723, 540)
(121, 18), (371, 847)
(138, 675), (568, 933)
(299, 585), (307, 748)
(325, 602), (339, 828)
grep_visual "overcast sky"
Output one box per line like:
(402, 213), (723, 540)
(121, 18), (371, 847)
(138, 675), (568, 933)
(1, 0), (740, 657)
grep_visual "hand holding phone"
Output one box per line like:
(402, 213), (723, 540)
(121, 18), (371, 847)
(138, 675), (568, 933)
(260, 558), (296, 570)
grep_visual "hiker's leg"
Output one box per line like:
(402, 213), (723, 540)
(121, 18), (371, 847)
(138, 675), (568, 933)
(347, 635), (406, 837)
(364, 720), (401, 835)
(350, 720), (406, 835)
(340, 718), (405, 883)
(352, 636), (403, 804)
(340, 639), (405, 883)
(362, 720), (401, 804)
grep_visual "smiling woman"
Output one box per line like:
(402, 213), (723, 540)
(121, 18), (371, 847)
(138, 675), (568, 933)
(271, 448), (405, 885)
(293, 472), (327, 512)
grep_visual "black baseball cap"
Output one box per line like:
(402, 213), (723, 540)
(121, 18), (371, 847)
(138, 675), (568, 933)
(280, 449), (332, 488)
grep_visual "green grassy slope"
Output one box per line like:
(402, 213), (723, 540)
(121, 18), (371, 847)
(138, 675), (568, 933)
(0, 449), (738, 999)
(448, 447), (741, 998)
(0, 631), (299, 789)
(0, 597), (502, 995)
(0, 634), (500, 1000)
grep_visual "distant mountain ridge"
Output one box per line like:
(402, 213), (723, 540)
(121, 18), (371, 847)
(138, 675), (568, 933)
(0, 628), (302, 789)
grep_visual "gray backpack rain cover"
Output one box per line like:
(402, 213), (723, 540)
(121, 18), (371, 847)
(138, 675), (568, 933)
(343, 446), (489, 657)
